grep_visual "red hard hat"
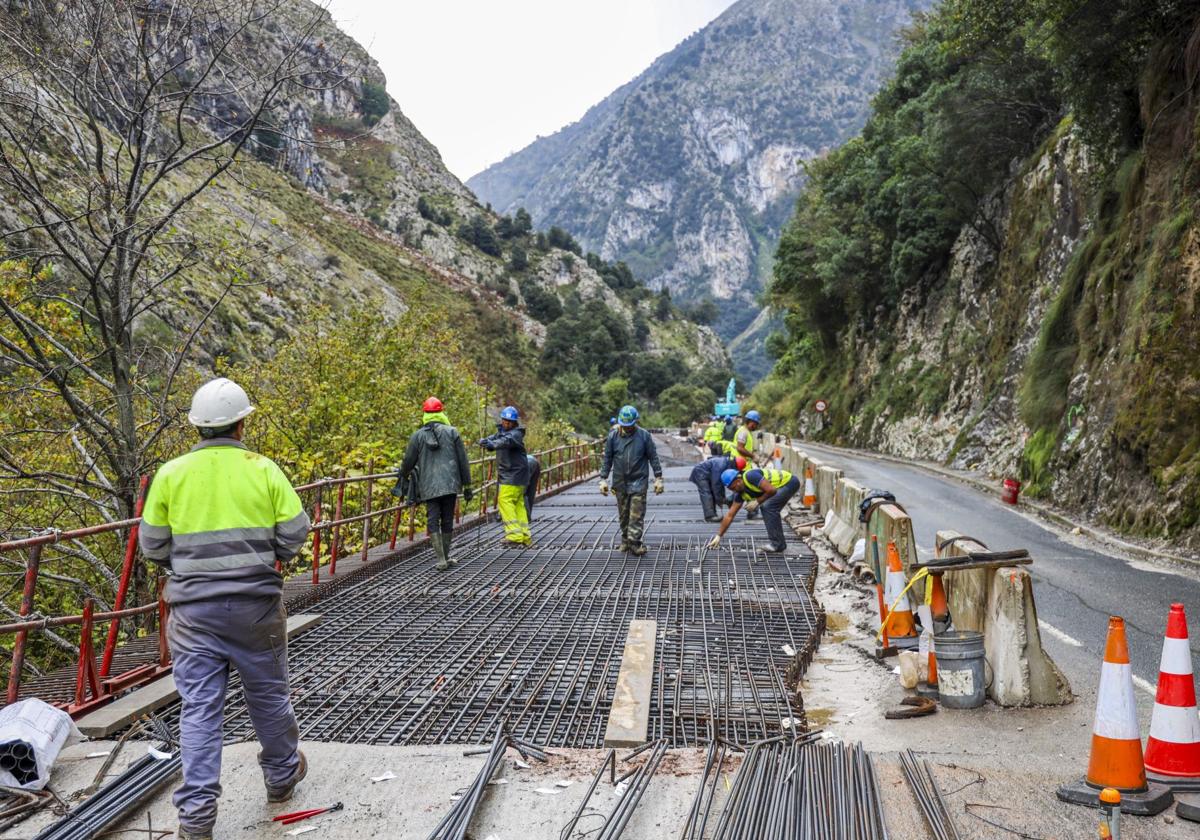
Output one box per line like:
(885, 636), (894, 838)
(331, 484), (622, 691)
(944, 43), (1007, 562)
(422, 396), (443, 412)
(734, 456), (747, 471)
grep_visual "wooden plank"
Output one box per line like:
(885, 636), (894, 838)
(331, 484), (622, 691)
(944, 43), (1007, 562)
(603, 619), (657, 748)
(76, 613), (324, 738)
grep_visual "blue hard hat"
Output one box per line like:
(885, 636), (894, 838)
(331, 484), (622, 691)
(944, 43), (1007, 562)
(618, 405), (639, 427)
(710, 415), (718, 421)
(721, 468), (740, 487)
(745, 410), (761, 423)
(610, 416), (617, 424)
(500, 405), (519, 422)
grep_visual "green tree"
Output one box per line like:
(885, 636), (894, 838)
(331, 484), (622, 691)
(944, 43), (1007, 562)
(361, 81), (390, 126)
(600, 377), (630, 413)
(657, 383), (718, 426)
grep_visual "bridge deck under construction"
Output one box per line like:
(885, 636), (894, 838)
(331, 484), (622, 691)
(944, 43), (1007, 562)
(187, 464), (825, 749)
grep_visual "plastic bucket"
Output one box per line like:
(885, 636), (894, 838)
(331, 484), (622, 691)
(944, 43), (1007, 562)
(933, 631), (986, 709)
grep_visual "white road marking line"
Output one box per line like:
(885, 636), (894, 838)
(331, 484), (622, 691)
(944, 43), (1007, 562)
(1133, 675), (1157, 696)
(1038, 619), (1082, 647)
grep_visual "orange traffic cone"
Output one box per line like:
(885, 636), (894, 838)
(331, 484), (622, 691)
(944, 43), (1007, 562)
(917, 573), (951, 697)
(802, 466), (816, 507)
(882, 541), (918, 649)
(1145, 604), (1200, 789)
(1057, 616), (1173, 815)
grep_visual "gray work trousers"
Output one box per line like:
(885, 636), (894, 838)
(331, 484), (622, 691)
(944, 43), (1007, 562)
(760, 476), (801, 551)
(168, 594), (300, 833)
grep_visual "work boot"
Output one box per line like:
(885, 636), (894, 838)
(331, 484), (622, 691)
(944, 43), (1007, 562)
(443, 533), (458, 567)
(177, 830), (212, 840)
(704, 516), (720, 523)
(432, 534), (450, 571)
(630, 543), (647, 556)
(267, 750), (307, 803)
(618, 541), (631, 553)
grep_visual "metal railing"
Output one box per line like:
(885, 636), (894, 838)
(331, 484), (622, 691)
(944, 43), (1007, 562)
(0, 441), (601, 713)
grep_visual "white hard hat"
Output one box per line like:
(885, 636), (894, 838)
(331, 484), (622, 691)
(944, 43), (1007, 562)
(188, 378), (255, 427)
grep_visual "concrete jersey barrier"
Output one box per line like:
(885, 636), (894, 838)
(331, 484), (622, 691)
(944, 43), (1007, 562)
(935, 530), (1072, 707)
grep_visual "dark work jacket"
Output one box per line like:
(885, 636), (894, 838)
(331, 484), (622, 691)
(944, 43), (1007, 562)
(690, 456), (739, 501)
(722, 420), (736, 441)
(480, 425), (530, 486)
(400, 420), (471, 502)
(600, 427), (662, 494)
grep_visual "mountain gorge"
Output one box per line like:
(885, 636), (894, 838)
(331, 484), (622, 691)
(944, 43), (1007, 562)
(469, 0), (930, 382)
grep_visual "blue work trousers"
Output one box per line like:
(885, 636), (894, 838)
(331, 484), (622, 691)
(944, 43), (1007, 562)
(168, 594), (300, 833)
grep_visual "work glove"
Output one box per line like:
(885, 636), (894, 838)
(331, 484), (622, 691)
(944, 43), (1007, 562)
(477, 439), (491, 449)
(599, 479), (609, 497)
(745, 500), (760, 514)
(706, 534), (722, 550)
(654, 477), (664, 495)
(463, 487), (474, 503)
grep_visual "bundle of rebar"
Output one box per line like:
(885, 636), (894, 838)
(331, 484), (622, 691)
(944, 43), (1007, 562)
(899, 749), (961, 840)
(426, 723), (548, 840)
(698, 735), (888, 840)
(0, 740), (38, 785)
(560, 739), (669, 840)
(679, 736), (735, 840)
(32, 751), (181, 840)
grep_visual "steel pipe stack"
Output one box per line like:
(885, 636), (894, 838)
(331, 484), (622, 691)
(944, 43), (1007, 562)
(0, 739), (38, 785)
(899, 748), (961, 840)
(32, 752), (182, 840)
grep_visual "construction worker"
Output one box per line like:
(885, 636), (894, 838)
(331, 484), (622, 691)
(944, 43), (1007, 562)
(397, 397), (473, 571)
(139, 378), (309, 840)
(525, 454), (541, 521)
(703, 415), (722, 447)
(478, 406), (531, 545)
(706, 465), (801, 554)
(721, 414), (737, 442)
(690, 447), (745, 522)
(735, 410), (762, 465)
(598, 404), (663, 555)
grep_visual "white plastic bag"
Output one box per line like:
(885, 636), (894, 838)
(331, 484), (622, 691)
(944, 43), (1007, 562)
(849, 538), (866, 564)
(897, 651), (919, 689)
(0, 698), (82, 790)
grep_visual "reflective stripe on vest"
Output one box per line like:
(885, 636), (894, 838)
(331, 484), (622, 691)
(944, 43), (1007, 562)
(741, 468), (794, 500)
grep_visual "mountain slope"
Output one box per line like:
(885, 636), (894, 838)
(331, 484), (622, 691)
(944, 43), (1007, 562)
(756, 1), (1200, 550)
(0, 0), (729, 431)
(468, 0), (928, 379)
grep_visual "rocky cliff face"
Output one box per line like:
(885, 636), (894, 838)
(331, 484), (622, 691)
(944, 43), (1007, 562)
(468, 0), (929, 377)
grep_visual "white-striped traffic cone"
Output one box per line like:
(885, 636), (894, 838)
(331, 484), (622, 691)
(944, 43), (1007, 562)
(1057, 616), (1173, 815)
(802, 466), (816, 508)
(882, 541), (918, 650)
(1145, 603), (1200, 790)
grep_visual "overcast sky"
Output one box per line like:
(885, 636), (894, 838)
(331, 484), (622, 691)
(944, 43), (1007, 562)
(324, 0), (738, 181)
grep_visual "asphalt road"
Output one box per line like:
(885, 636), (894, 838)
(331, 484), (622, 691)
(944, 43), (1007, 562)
(799, 442), (1200, 695)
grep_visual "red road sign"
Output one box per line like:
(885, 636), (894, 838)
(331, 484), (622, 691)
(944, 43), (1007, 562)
(814, 399), (828, 413)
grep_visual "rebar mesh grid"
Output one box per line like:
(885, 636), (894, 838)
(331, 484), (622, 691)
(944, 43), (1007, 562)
(194, 468), (824, 748)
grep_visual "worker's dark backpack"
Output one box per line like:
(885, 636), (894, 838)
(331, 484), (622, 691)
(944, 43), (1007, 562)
(858, 490), (896, 523)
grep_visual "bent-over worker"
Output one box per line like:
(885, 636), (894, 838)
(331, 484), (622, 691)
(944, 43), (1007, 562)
(706, 466), (801, 554)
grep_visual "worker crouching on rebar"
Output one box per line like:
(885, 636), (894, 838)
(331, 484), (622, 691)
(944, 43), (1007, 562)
(706, 466), (801, 554)
(139, 379), (310, 840)
(398, 397), (474, 571)
(598, 405), (663, 555)
(478, 406), (532, 546)
(689, 445), (745, 522)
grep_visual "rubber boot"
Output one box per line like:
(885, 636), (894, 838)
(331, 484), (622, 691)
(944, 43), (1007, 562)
(444, 532), (458, 567)
(433, 534), (450, 571)
(630, 543), (647, 556)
